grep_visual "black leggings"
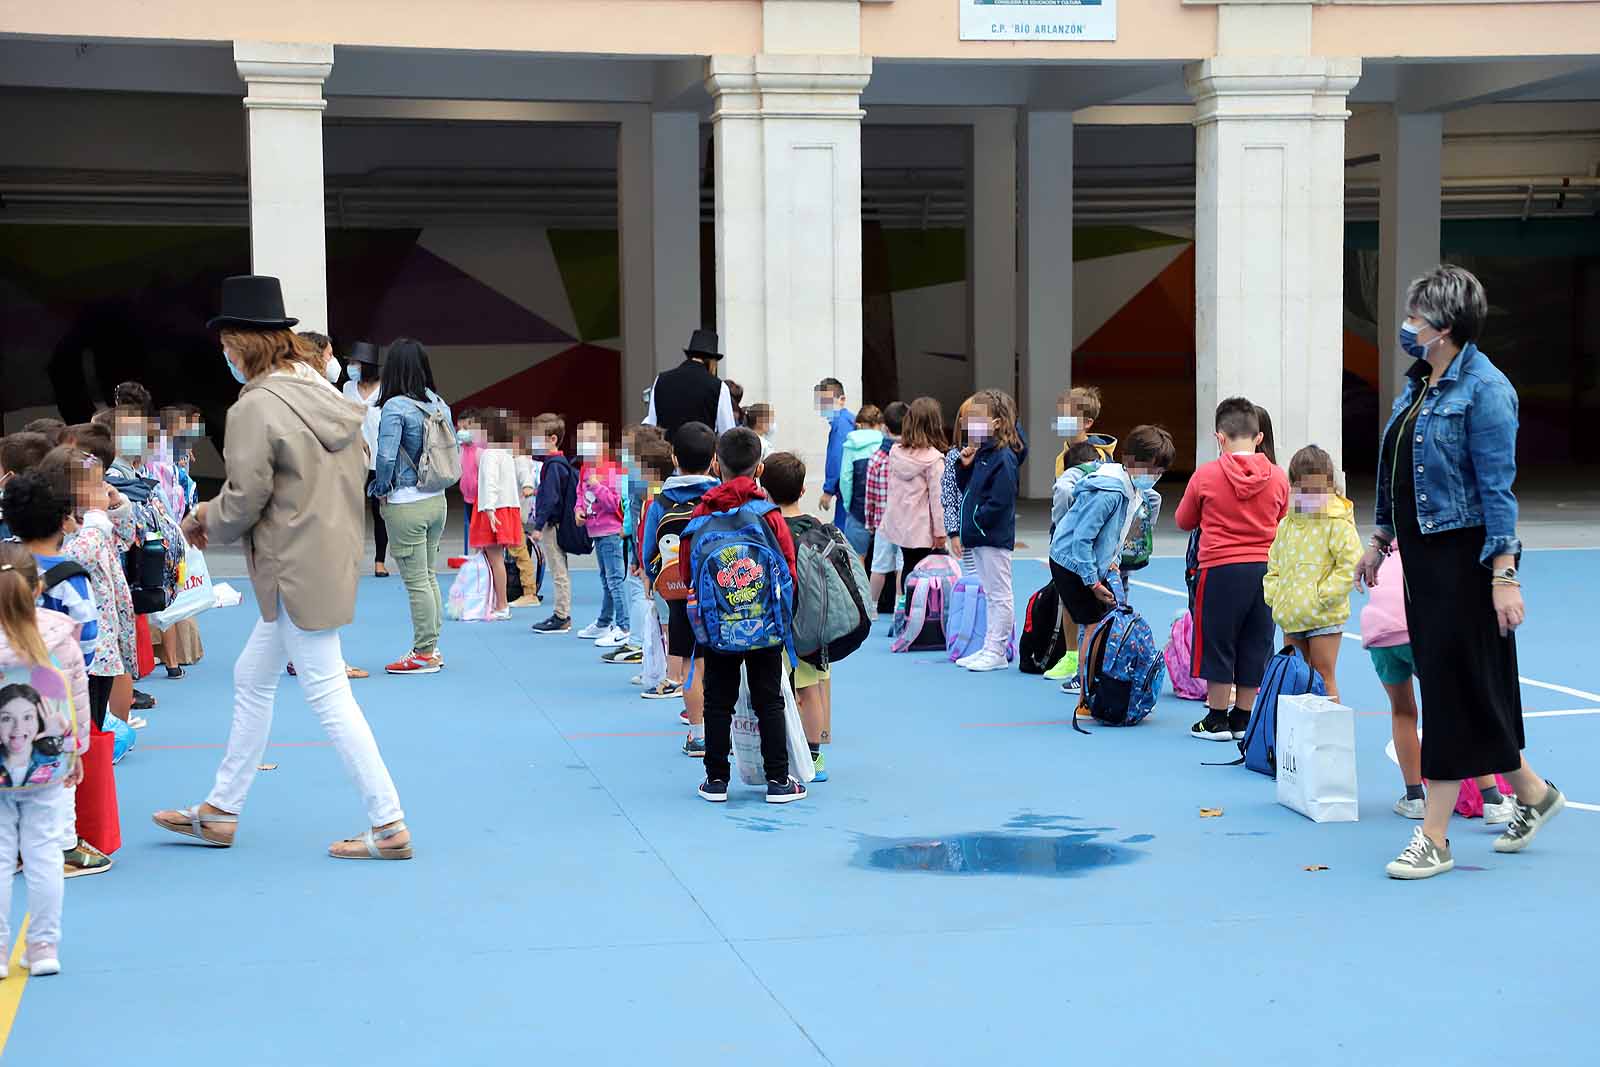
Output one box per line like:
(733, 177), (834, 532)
(900, 546), (935, 590)
(88, 674), (113, 731)
(365, 471), (389, 564)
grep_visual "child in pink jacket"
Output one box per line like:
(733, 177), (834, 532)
(876, 397), (949, 585)
(573, 421), (628, 644)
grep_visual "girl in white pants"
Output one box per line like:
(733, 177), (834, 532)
(0, 545), (92, 978)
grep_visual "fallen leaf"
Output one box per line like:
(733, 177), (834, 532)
(1199, 808), (1223, 818)
(257, 763), (278, 771)
(1303, 865), (1329, 872)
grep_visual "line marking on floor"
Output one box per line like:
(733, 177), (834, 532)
(139, 741), (333, 752)
(1125, 579), (1600, 707)
(564, 730), (683, 740)
(0, 916), (32, 1058)
(960, 719), (1073, 729)
(1568, 801), (1600, 812)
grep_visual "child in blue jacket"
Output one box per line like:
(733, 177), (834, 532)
(954, 389), (1027, 672)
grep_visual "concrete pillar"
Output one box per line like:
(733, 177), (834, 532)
(233, 42), (333, 332)
(969, 110), (1018, 403)
(618, 109), (656, 422)
(706, 53), (870, 498)
(1019, 110), (1074, 499)
(1187, 55), (1361, 471)
(652, 111), (703, 372)
(1377, 111), (1443, 423)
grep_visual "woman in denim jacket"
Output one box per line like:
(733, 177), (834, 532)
(1355, 265), (1565, 880)
(369, 339), (455, 675)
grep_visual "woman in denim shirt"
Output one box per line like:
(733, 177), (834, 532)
(369, 339), (455, 676)
(1355, 265), (1565, 880)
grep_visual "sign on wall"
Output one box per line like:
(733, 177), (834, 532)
(959, 0), (1117, 42)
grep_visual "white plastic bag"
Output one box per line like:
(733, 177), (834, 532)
(1276, 694), (1359, 823)
(731, 671), (815, 788)
(446, 553), (493, 621)
(640, 602), (668, 690)
(152, 544), (214, 628)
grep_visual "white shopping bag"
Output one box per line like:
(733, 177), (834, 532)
(446, 553), (493, 621)
(152, 544), (215, 628)
(640, 603), (668, 690)
(731, 671), (815, 788)
(1276, 694), (1359, 823)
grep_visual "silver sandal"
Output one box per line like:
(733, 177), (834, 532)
(329, 823), (413, 861)
(151, 805), (237, 847)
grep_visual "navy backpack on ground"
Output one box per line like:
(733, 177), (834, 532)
(683, 500), (796, 658)
(1074, 603), (1165, 731)
(1236, 645), (1327, 776)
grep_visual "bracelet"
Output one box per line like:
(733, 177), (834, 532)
(1369, 536), (1394, 556)
(1491, 579), (1521, 588)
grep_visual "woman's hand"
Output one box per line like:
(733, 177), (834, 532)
(1355, 546), (1384, 591)
(182, 503), (209, 549)
(1092, 582), (1117, 606)
(1492, 583), (1525, 637)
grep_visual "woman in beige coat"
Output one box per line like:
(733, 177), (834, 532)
(876, 397), (950, 585)
(153, 276), (410, 860)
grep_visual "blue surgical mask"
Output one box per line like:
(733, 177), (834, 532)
(116, 434), (145, 459)
(1055, 415), (1082, 438)
(455, 428), (473, 445)
(223, 350), (247, 385)
(1398, 321), (1441, 361)
(1131, 473), (1160, 492)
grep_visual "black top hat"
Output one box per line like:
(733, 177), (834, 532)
(683, 328), (723, 362)
(347, 341), (381, 365)
(207, 275), (299, 331)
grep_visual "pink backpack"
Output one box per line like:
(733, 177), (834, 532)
(1455, 775), (1513, 818)
(1163, 610), (1207, 701)
(892, 554), (962, 653)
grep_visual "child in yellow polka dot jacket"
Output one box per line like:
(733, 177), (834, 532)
(1262, 445), (1363, 700)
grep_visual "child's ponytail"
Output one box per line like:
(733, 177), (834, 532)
(0, 542), (49, 667)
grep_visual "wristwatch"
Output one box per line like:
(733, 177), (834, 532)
(1491, 566), (1518, 583)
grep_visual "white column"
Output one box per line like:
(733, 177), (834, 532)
(970, 110), (1018, 402)
(234, 42), (333, 332)
(707, 54), (870, 498)
(618, 109), (656, 421)
(1377, 110), (1443, 422)
(1019, 110), (1074, 499)
(1187, 56), (1361, 472)
(652, 111), (703, 372)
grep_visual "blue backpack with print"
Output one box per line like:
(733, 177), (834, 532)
(683, 500), (796, 658)
(1238, 645), (1327, 777)
(1074, 603), (1165, 730)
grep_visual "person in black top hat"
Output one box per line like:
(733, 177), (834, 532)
(342, 342), (389, 577)
(642, 328), (738, 439)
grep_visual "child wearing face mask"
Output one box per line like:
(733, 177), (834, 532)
(573, 421), (629, 646)
(1052, 385), (1118, 477)
(953, 390), (1027, 672)
(455, 411), (483, 555)
(1261, 444), (1362, 701)
(468, 410), (523, 621)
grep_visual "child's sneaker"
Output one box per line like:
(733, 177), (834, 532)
(766, 777), (808, 804)
(21, 946), (60, 977)
(576, 621), (608, 640)
(386, 653), (441, 676)
(682, 735), (706, 758)
(1482, 794), (1518, 825)
(63, 839), (113, 878)
(1393, 796), (1426, 820)
(1043, 652), (1078, 681)
(1059, 676), (1082, 697)
(630, 674), (644, 686)
(1228, 707), (1251, 741)
(678, 710), (691, 725)
(595, 626), (629, 648)
(532, 615), (571, 635)
(1190, 709), (1234, 741)
(641, 681), (683, 700)
(954, 650), (984, 669)
(1386, 827), (1454, 879)
(602, 646), (643, 665)
(490, 608), (513, 621)
(964, 650), (1008, 672)
(509, 593), (542, 608)
(1494, 780), (1565, 853)
(698, 778), (729, 803)
(811, 751), (828, 782)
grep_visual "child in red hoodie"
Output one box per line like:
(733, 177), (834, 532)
(1175, 397), (1289, 744)
(678, 428), (805, 805)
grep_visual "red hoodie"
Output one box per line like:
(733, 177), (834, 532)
(1175, 451), (1289, 568)
(678, 477), (798, 588)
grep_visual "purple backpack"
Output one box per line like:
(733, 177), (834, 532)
(1164, 610), (1207, 701)
(891, 554), (962, 653)
(945, 577), (1014, 663)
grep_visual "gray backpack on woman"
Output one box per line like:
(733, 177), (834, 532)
(399, 396), (462, 493)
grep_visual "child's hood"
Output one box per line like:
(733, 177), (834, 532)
(1081, 461), (1136, 498)
(845, 428), (884, 451)
(699, 477), (768, 512)
(661, 473), (718, 503)
(1218, 450), (1279, 500)
(889, 446), (942, 481)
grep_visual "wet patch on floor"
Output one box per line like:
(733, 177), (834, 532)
(856, 829), (1144, 878)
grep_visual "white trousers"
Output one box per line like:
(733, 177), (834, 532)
(971, 546), (1014, 657)
(0, 784), (73, 947)
(207, 613), (404, 827)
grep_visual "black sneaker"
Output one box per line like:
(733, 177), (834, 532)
(532, 615), (572, 635)
(682, 736), (706, 758)
(1190, 709), (1233, 741)
(131, 689), (156, 711)
(602, 646), (643, 665)
(697, 778), (728, 803)
(1228, 707), (1251, 741)
(164, 666), (185, 680)
(766, 777), (808, 805)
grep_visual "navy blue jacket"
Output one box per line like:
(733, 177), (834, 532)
(957, 439), (1026, 550)
(531, 454), (575, 532)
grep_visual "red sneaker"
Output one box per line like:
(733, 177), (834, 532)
(385, 653), (441, 676)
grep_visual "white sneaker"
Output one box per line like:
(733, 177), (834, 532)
(629, 674), (643, 686)
(1481, 795), (1517, 825)
(490, 609), (513, 621)
(1393, 796), (1426, 820)
(1386, 827), (1454, 880)
(954, 650), (983, 668)
(576, 622), (608, 640)
(595, 626), (629, 648)
(965, 650), (1008, 672)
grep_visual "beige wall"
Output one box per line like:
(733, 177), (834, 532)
(5, 0), (1600, 60)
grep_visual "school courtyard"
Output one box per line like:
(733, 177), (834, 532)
(3, 496), (1595, 1064)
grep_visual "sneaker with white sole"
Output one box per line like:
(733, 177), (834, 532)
(766, 777), (808, 804)
(682, 736), (706, 758)
(1386, 827), (1454, 879)
(954, 650), (984, 669)
(1228, 707), (1251, 741)
(678, 710), (691, 725)
(576, 621), (608, 640)
(964, 650), (1008, 672)
(1190, 709), (1233, 741)
(595, 626), (630, 648)
(1482, 795), (1518, 825)
(698, 778), (728, 803)
(602, 646), (643, 665)
(531, 615), (572, 635)
(1494, 780), (1564, 853)
(1059, 676), (1082, 697)
(1043, 653), (1077, 681)
(630, 674), (644, 686)
(1393, 796), (1426, 820)
(641, 681), (683, 700)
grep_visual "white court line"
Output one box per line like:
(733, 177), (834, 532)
(1525, 708), (1600, 719)
(1569, 802), (1600, 812)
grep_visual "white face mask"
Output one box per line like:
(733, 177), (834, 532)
(967, 419), (991, 443)
(577, 441), (601, 459)
(1055, 415), (1082, 438)
(323, 357), (342, 384)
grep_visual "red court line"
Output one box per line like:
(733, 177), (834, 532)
(564, 730), (683, 739)
(139, 741), (333, 751)
(960, 720), (1074, 729)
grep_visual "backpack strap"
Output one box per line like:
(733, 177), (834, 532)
(43, 561), (90, 588)
(1073, 618), (1115, 736)
(895, 574), (932, 651)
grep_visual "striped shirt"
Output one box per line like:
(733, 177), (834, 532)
(34, 553), (99, 669)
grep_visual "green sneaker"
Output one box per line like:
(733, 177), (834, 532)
(1043, 651), (1078, 681)
(811, 751), (828, 783)
(63, 839), (113, 879)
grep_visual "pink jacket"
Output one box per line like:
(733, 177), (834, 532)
(876, 444), (945, 550)
(1359, 550), (1408, 650)
(577, 459), (624, 538)
(460, 443), (481, 505)
(0, 608), (92, 763)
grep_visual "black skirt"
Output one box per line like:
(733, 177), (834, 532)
(1399, 525), (1524, 779)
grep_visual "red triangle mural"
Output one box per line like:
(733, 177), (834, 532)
(454, 343), (622, 448)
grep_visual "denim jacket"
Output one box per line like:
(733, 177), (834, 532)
(1374, 343), (1520, 565)
(1050, 463), (1137, 586)
(370, 390), (453, 497)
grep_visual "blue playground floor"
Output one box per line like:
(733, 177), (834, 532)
(5, 551), (1597, 1065)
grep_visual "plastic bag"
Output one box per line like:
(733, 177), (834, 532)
(731, 671), (815, 788)
(152, 544), (214, 629)
(446, 553), (493, 621)
(640, 602), (668, 691)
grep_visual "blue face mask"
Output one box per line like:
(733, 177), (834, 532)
(116, 434), (145, 459)
(1131, 473), (1160, 492)
(223, 350), (247, 385)
(1398, 322), (1441, 361)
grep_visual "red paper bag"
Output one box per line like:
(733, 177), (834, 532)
(136, 614), (156, 679)
(75, 726), (122, 856)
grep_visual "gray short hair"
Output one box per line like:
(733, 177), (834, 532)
(1406, 264), (1488, 346)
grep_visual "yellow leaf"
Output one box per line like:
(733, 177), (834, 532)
(1199, 808), (1223, 818)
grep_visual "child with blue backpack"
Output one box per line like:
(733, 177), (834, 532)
(1049, 426), (1176, 698)
(679, 428), (806, 804)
